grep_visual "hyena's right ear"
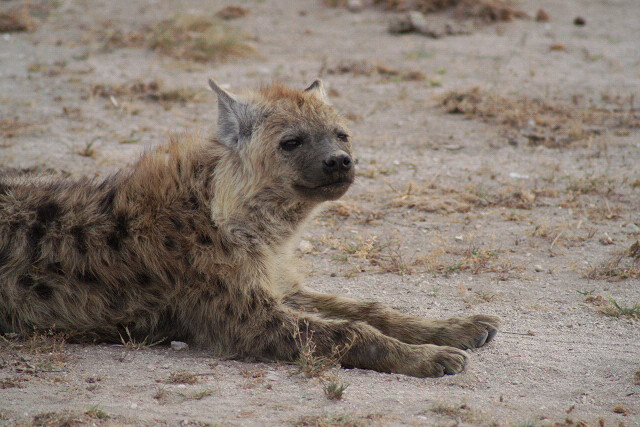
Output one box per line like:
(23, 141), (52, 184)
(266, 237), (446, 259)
(208, 78), (258, 149)
(304, 79), (329, 104)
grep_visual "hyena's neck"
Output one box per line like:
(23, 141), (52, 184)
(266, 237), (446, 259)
(209, 149), (316, 251)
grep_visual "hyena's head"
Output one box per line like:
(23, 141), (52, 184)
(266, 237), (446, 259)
(208, 79), (355, 203)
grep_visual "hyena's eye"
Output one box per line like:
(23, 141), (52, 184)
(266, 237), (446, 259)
(280, 137), (303, 151)
(337, 133), (349, 142)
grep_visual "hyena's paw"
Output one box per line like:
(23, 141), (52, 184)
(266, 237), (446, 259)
(403, 344), (468, 378)
(438, 314), (500, 350)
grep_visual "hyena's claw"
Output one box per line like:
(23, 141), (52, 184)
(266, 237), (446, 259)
(436, 346), (468, 376)
(474, 330), (490, 348)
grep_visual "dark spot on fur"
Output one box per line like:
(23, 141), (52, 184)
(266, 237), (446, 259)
(261, 342), (278, 359)
(219, 239), (231, 255)
(33, 283), (54, 300)
(18, 274), (34, 289)
(224, 302), (235, 317)
(238, 310), (248, 323)
(164, 236), (177, 250)
(76, 269), (100, 286)
(210, 278), (226, 297)
(107, 289), (126, 312)
(197, 233), (213, 245)
(46, 262), (64, 275)
(107, 213), (129, 251)
(0, 247), (9, 266)
(70, 225), (88, 254)
(187, 192), (199, 210)
(331, 327), (349, 344)
(0, 182), (8, 197)
(135, 272), (152, 288)
(265, 316), (282, 331)
(36, 201), (61, 224)
(170, 217), (184, 230)
(27, 223), (45, 261)
(99, 188), (116, 214)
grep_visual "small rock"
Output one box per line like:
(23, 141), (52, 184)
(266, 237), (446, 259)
(346, 0), (364, 13)
(171, 341), (188, 351)
(573, 16), (586, 26)
(625, 223), (640, 233)
(599, 233), (613, 245)
(535, 8), (550, 22)
(534, 265), (543, 272)
(215, 5), (249, 20)
(454, 235), (464, 242)
(298, 239), (314, 254)
(388, 11), (470, 38)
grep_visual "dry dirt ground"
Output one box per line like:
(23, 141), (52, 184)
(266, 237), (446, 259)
(1, 0), (639, 425)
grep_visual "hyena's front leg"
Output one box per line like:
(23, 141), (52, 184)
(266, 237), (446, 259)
(178, 287), (467, 377)
(283, 289), (499, 350)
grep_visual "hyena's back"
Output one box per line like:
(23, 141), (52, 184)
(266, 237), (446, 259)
(0, 137), (218, 342)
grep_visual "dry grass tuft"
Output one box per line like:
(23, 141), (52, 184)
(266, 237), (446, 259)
(441, 88), (640, 148)
(327, 60), (425, 81)
(0, 8), (35, 33)
(388, 182), (541, 213)
(100, 13), (254, 63)
(584, 252), (640, 282)
(167, 371), (198, 385)
(147, 13), (254, 62)
(1, 118), (34, 140)
(293, 320), (353, 378)
(295, 413), (386, 427)
(328, 0), (527, 21)
(91, 80), (205, 108)
(427, 402), (484, 424)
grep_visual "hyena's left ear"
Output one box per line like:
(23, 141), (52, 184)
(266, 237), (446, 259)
(304, 79), (329, 104)
(208, 78), (258, 149)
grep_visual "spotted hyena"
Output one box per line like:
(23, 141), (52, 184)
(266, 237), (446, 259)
(0, 79), (499, 377)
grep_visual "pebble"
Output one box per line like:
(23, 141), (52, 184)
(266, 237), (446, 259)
(298, 239), (314, 254)
(171, 341), (188, 351)
(346, 0), (363, 13)
(534, 265), (543, 272)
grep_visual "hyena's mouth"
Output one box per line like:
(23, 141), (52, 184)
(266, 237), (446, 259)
(294, 179), (353, 201)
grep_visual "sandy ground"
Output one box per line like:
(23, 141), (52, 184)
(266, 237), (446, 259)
(1, 0), (639, 425)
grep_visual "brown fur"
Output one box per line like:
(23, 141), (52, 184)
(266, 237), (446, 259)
(0, 80), (499, 377)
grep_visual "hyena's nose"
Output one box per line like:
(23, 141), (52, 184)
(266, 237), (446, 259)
(323, 151), (352, 173)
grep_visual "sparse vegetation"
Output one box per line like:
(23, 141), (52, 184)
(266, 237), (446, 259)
(85, 405), (109, 420)
(599, 297), (640, 319)
(328, 0), (528, 22)
(167, 371), (198, 385)
(147, 14), (254, 62)
(441, 88), (640, 148)
(585, 253), (640, 281)
(322, 377), (348, 400)
(426, 402), (484, 424)
(1, 117), (34, 140)
(117, 326), (165, 349)
(76, 137), (100, 158)
(295, 413), (385, 427)
(293, 320), (351, 378)
(99, 13), (254, 63)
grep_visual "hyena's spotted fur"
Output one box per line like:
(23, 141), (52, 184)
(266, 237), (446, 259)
(0, 80), (499, 377)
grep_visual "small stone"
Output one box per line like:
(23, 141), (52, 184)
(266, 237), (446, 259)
(346, 0), (364, 13)
(534, 265), (543, 272)
(298, 239), (314, 254)
(171, 341), (188, 351)
(535, 8), (550, 22)
(599, 233), (613, 245)
(454, 235), (464, 242)
(573, 16), (586, 26)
